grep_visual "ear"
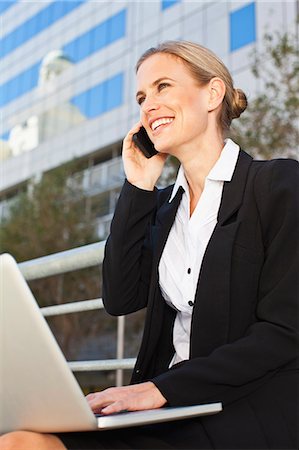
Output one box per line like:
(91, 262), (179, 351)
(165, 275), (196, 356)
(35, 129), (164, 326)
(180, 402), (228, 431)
(207, 77), (226, 112)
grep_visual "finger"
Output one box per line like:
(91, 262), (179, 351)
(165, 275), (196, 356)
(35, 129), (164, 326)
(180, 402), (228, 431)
(85, 392), (97, 401)
(86, 387), (127, 412)
(123, 121), (142, 144)
(86, 394), (111, 412)
(88, 399), (110, 413)
(101, 399), (127, 415)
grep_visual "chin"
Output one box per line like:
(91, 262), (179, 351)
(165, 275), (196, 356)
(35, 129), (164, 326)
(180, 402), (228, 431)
(154, 140), (175, 154)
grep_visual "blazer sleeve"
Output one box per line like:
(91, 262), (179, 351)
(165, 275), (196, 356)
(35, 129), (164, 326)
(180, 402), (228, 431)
(152, 159), (299, 407)
(102, 180), (157, 316)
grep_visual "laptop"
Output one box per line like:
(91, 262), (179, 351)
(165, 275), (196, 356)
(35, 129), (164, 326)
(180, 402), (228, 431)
(0, 253), (222, 434)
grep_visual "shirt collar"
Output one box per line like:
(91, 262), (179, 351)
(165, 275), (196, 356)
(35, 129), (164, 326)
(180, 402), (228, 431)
(207, 138), (240, 182)
(169, 138), (240, 203)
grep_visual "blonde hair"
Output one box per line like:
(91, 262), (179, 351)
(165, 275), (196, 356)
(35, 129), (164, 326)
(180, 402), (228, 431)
(136, 40), (247, 133)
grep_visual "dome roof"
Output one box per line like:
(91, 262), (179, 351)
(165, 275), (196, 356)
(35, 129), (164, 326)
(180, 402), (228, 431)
(39, 50), (73, 85)
(40, 49), (72, 68)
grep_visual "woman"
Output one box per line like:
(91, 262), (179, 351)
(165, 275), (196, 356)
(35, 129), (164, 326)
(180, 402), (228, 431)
(2, 40), (298, 449)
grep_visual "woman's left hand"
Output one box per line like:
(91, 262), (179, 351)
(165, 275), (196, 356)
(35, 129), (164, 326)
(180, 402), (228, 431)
(86, 381), (167, 415)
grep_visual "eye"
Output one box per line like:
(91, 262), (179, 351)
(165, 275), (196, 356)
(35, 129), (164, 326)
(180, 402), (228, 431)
(158, 82), (170, 91)
(137, 96), (145, 106)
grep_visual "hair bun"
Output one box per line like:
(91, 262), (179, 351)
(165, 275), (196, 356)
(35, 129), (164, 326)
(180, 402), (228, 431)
(232, 88), (248, 119)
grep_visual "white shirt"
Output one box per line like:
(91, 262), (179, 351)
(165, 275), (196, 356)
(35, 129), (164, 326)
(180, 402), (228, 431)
(158, 139), (240, 366)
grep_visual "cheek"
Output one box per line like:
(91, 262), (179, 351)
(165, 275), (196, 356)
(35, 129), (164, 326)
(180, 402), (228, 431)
(182, 100), (207, 128)
(187, 88), (209, 110)
(139, 110), (148, 128)
(189, 96), (209, 122)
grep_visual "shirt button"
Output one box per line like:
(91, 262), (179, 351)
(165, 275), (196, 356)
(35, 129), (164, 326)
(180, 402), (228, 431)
(188, 301), (194, 307)
(187, 268), (191, 274)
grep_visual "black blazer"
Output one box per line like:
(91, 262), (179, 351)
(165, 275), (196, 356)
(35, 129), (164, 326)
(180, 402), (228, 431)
(102, 150), (298, 448)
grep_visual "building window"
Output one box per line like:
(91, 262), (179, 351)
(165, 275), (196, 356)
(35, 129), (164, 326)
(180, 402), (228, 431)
(0, 62), (40, 107)
(63, 9), (126, 63)
(0, 1), (85, 59)
(71, 73), (124, 119)
(161, 0), (181, 11)
(0, 9), (126, 107)
(105, 73), (124, 112)
(1, 131), (10, 141)
(230, 2), (256, 52)
(0, 1), (18, 15)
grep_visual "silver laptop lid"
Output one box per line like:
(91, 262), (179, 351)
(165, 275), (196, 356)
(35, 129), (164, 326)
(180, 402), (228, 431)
(0, 253), (97, 433)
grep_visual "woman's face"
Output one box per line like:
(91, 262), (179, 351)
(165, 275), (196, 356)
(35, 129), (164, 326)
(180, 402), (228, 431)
(136, 53), (212, 155)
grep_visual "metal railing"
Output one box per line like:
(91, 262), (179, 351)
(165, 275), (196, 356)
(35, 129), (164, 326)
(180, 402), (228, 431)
(18, 242), (136, 387)
(71, 157), (125, 197)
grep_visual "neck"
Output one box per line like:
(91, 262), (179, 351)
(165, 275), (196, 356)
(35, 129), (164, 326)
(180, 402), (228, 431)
(180, 137), (224, 198)
(175, 132), (225, 216)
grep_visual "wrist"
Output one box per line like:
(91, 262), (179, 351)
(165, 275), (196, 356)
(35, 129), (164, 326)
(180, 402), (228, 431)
(147, 381), (167, 405)
(127, 179), (156, 191)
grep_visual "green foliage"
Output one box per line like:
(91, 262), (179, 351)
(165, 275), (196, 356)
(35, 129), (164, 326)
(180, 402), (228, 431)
(0, 161), (103, 362)
(230, 30), (299, 159)
(0, 161), (97, 261)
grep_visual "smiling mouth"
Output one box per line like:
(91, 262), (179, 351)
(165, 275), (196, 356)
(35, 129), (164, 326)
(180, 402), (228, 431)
(151, 117), (174, 131)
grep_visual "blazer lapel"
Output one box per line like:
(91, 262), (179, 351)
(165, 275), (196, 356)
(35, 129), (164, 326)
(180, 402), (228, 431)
(142, 187), (184, 352)
(151, 186), (184, 275)
(133, 187), (184, 378)
(218, 150), (253, 226)
(190, 150), (253, 357)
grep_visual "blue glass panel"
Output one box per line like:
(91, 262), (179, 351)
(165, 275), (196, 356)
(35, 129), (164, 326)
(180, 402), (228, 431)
(88, 83), (105, 118)
(2, 31), (13, 55)
(1, 130), (10, 141)
(161, 0), (181, 10)
(92, 20), (108, 54)
(0, 62), (40, 107)
(230, 2), (256, 52)
(79, 32), (92, 61)
(105, 73), (123, 111)
(62, 40), (76, 63)
(78, 32), (91, 62)
(0, 1), (85, 58)
(21, 64), (37, 93)
(107, 9), (126, 43)
(51, 1), (64, 22)
(71, 90), (89, 117)
(26, 13), (38, 40)
(63, 28), (92, 63)
(1, 80), (11, 105)
(0, 1), (17, 14)
(0, 8), (126, 107)
(37, 3), (52, 31)
(71, 73), (123, 118)
(63, 9), (126, 63)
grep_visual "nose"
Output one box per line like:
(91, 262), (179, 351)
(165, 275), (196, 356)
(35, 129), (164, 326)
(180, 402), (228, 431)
(141, 95), (160, 115)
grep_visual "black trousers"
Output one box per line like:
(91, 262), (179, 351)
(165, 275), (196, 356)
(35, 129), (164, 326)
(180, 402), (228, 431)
(56, 371), (298, 450)
(57, 419), (213, 450)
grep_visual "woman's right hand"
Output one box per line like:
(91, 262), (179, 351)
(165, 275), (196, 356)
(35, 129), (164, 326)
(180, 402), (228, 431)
(122, 121), (168, 191)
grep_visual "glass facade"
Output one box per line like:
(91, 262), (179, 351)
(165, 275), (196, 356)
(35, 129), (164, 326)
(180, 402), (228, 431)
(0, 62), (40, 107)
(161, 0), (181, 10)
(71, 73), (124, 119)
(63, 9), (126, 64)
(0, 8), (126, 108)
(0, 0), (297, 233)
(0, 1), (85, 58)
(230, 2), (256, 52)
(1, 131), (10, 141)
(0, 1), (18, 14)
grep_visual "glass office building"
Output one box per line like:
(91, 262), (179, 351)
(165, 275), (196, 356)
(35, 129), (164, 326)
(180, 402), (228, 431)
(1, 0), (297, 238)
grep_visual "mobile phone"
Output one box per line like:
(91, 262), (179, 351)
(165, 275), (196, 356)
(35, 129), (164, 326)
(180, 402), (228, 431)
(132, 126), (158, 158)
